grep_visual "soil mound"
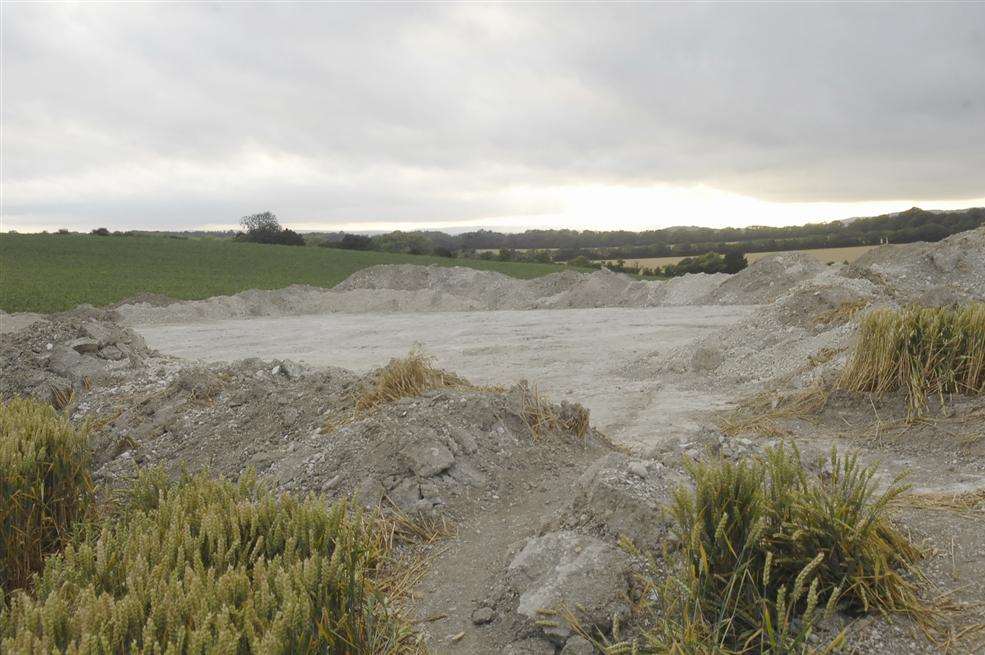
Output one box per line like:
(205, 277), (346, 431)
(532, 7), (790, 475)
(67, 347), (677, 652)
(662, 229), (985, 387)
(108, 292), (177, 308)
(0, 308), (154, 406)
(665, 268), (887, 386)
(86, 357), (611, 519)
(702, 252), (828, 305)
(115, 266), (733, 325)
(854, 226), (985, 304)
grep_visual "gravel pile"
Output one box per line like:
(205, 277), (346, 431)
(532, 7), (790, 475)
(657, 229), (985, 387)
(76, 356), (608, 517)
(854, 226), (985, 304)
(700, 252), (829, 305)
(0, 307), (154, 405)
(664, 269), (890, 386)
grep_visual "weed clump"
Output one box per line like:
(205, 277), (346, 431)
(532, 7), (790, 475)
(1, 399), (92, 594)
(838, 304), (985, 415)
(0, 469), (418, 654)
(517, 383), (590, 439)
(645, 446), (922, 653)
(355, 348), (472, 414)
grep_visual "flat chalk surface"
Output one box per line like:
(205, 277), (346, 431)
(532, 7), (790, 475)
(136, 305), (756, 450)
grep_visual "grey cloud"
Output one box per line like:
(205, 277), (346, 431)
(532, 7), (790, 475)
(3, 2), (984, 229)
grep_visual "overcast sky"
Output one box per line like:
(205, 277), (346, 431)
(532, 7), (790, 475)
(3, 2), (984, 233)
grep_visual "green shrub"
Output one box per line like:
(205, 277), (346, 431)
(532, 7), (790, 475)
(645, 446), (922, 654)
(0, 469), (417, 654)
(1, 398), (92, 594)
(838, 303), (985, 415)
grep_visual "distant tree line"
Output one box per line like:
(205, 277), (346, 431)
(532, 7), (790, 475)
(317, 206), (983, 263)
(74, 205), (984, 275)
(597, 251), (749, 277)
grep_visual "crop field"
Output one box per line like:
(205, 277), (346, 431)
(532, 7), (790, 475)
(0, 233), (572, 313)
(606, 244), (881, 269)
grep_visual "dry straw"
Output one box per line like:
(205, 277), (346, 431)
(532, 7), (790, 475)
(517, 384), (590, 440)
(0, 398), (93, 594)
(719, 386), (829, 438)
(355, 348), (472, 414)
(812, 298), (870, 328)
(838, 303), (985, 415)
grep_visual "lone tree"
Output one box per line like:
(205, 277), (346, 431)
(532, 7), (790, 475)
(240, 211), (281, 235)
(237, 212), (305, 246)
(723, 249), (748, 274)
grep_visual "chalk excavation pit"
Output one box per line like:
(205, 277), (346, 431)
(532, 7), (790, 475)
(3, 227), (985, 653)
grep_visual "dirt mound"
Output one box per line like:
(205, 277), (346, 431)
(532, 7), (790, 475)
(702, 252), (829, 304)
(108, 292), (177, 308)
(69, 348), (690, 651)
(85, 357), (611, 517)
(0, 308), (155, 406)
(854, 226), (985, 303)
(665, 268), (888, 386)
(115, 266), (733, 325)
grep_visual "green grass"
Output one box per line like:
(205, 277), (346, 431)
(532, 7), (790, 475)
(0, 234), (574, 313)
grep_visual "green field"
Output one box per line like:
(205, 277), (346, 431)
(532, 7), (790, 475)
(0, 234), (573, 313)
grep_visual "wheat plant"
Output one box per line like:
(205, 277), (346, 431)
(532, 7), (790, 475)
(838, 304), (985, 415)
(0, 469), (419, 654)
(1, 398), (93, 594)
(640, 445), (922, 654)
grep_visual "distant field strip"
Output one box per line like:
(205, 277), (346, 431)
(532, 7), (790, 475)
(607, 245), (880, 268)
(0, 234), (573, 313)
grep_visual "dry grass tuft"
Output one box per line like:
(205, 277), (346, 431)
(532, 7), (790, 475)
(837, 304), (985, 416)
(719, 386), (829, 438)
(1, 398), (93, 594)
(355, 348), (472, 414)
(324, 348), (476, 432)
(48, 385), (75, 411)
(813, 299), (870, 328)
(518, 384), (590, 440)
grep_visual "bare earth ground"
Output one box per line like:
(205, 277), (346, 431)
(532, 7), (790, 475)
(134, 305), (755, 451)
